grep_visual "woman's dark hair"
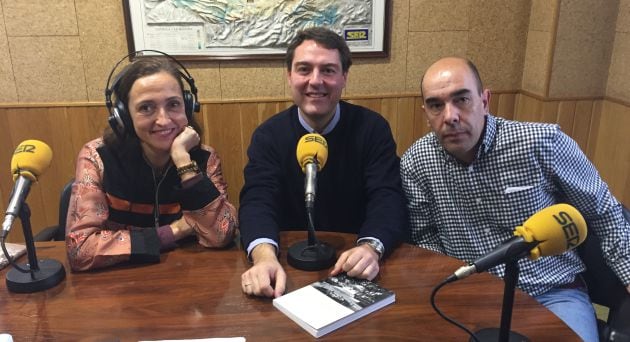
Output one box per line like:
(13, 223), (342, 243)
(103, 57), (202, 153)
(285, 27), (352, 73)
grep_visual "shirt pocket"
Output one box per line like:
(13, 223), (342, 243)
(498, 181), (555, 230)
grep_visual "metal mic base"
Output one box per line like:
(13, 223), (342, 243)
(6, 259), (66, 293)
(287, 240), (336, 271)
(473, 328), (529, 341)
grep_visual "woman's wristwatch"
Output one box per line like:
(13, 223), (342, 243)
(176, 160), (200, 176)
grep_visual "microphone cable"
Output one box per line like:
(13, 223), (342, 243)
(306, 206), (318, 246)
(0, 233), (31, 274)
(430, 278), (481, 342)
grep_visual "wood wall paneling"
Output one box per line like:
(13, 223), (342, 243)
(540, 101), (560, 124)
(412, 97), (430, 143)
(556, 100), (577, 136)
(394, 97), (417, 157)
(1, 93), (628, 242)
(203, 103), (245, 208)
(496, 93), (517, 120)
(594, 101), (630, 205)
(586, 100), (602, 160)
(515, 94), (543, 122)
(489, 93), (500, 115)
(516, 95), (629, 206)
(572, 100), (594, 152)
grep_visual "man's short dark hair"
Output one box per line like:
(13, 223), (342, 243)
(285, 27), (352, 73)
(420, 57), (484, 96)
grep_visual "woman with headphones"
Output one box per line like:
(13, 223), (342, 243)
(66, 52), (237, 271)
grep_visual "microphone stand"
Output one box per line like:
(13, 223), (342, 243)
(287, 161), (336, 271)
(473, 259), (529, 342)
(5, 203), (66, 293)
(287, 206), (336, 271)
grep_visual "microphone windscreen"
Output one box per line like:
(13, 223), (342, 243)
(514, 203), (587, 259)
(296, 133), (328, 172)
(10, 140), (53, 182)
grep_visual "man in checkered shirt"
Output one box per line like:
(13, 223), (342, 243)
(401, 57), (630, 341)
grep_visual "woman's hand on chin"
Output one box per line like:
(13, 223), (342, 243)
(171, 125), (200, 164)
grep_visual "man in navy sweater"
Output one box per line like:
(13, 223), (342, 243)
(239, 27), (407, 298)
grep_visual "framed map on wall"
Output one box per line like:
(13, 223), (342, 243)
(122, 0), (390, 60)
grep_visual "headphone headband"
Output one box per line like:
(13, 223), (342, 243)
(105, 50), (198, 100)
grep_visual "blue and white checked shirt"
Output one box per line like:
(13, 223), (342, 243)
(401, 114), (630, 296)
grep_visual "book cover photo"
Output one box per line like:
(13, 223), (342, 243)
(0, 243), (27, 270)
(273, 273), (395, 338)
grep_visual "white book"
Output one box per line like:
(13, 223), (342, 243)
(273, 273), (395, 338)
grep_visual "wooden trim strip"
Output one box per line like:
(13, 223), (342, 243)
(1, 90), (627, 108)
(603, 96), (630, 108)
(519, 90), (605, 102)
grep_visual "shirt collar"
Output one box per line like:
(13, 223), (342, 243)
(479, 114), (496, 157)
(298, 103), (340, 135)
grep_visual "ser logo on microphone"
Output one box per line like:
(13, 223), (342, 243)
(553, 211), (581, 248)
(304, 135), (327, 146)
(14, 144), (37, 154)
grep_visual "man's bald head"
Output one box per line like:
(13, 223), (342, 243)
(420, 57), (483, 96)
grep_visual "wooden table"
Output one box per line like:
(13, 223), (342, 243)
(0, 232), (577, 341)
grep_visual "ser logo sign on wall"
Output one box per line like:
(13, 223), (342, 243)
(344, 29), (369, 42)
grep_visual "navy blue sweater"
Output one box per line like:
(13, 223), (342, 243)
(239, 101), (407, 256)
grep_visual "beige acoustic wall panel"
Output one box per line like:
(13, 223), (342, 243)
(521, 30), (554, 96)
(347, 0), (410, 96)
(606, 32), (630, 101)
(9, 36), (87, 102)
(186, 64), (223, 102)
(529, 0), (557, 32)
(76, 0), (129, 103)
(408, 0), (470, 32)
(521, 0), (557, 96)
(405, 0), (470, 93)
(593, 101), (630, 205)
(466, 0), (530, 91)
(220, 61), (285, 100)
(405, 31), (469, 93)
(4, 0), (86, 102)
(606, 0), (630, 102)
(548, 0), (618, 98)
(3, 0), (78, 36)
(0, 4), (18, 102)
(617, 0), (630, 32)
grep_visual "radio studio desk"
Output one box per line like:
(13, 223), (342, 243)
(0, 232), (577, 341)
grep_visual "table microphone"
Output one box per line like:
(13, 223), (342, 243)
(2, 140), (66, 293)
(447, 203), (587, 282)
(287, 133), (336, 271)
(434, 204), (587, 341)
(2, 140), (53, 238)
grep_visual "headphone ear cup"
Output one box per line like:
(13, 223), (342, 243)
(109, 99), (132, 137)
(108, 106), (124, 138)
(183, 90), (195, 120)
(107, 108), (124, 139)
(118, 100), (134, 136)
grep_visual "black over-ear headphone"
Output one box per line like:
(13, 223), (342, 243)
(104, 49), (200, 138)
